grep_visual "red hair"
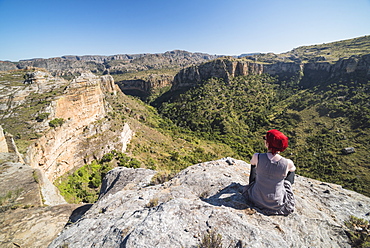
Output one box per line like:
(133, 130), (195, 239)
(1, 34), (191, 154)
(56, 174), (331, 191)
(266, 129), (288, 154)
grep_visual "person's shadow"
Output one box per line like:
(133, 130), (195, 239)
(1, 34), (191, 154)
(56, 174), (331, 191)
(201, 182), (252, 210)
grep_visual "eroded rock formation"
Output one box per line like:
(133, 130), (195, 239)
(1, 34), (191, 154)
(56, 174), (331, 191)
(49, 158), (370, 248)
(25, 72), (132, 182)
(116, 74), (174, 96)
(172, 54), (370, 91)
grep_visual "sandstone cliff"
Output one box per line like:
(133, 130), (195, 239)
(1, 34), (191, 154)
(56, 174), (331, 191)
(1, 69), (135, 206)
(116, 74), (174, 97)
(49, 158), (370, 248)
(0, 69), (141, 247)
(171, 54), (370, 91)
(25, 72), (132, 183)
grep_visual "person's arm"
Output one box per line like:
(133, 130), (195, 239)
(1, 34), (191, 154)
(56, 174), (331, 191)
(285, 159), (296, 184)
(249, 153), (259, 184)
(250, 153), (259, 166)
(287, 159), (296, 172)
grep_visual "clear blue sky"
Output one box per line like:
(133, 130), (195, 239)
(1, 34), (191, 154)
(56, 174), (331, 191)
(1, 0), (369, 61)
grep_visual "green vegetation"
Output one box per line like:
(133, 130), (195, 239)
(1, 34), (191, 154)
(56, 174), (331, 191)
(286, 35), (370, 63)
(344, 215), (370, 247)
(159, 75), (277, 158)
(154, 72), (370, 196)
(56, 150), (142, 203)
(36, 112), (50, 122)
(0, 188), (24, 213)
(111, 67), (179, 82)
(49, 118), (65, 128)
(105, 89), (233, 178)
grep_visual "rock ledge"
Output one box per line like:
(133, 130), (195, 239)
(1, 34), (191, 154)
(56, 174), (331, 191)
(49, 158), (370, 248)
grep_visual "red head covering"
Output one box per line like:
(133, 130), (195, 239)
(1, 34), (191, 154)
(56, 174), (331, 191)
(265, 129), (288, 154)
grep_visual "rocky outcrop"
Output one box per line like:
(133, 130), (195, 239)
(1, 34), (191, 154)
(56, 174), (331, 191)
(1, 69), (134, 205)
(300, 54), (370, 87)
(116, 74), (174, 96)
(0, 203), (82, 248)
(0, 69), (68, 113)
(0, 61), (17, 71)
(25, 72), (131, 182)
(0, 162), (82, 248)
(172, 54), (370, 90)
(16, 58), (105, 77)
(49, 158), (370, 248)
(172, 58), (301, 90)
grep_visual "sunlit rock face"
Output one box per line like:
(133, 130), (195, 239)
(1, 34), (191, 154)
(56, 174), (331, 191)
(172, 54), (370, 90)
(49, 158), (369, 248)
(26, 72), (131, 182)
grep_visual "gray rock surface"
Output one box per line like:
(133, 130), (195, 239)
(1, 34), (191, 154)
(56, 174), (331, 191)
(0, 204), (82, 248)
(49, 158), (370, 248)
(0, 162), (80, 248)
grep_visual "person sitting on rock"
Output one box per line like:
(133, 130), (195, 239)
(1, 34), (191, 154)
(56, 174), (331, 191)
(243, 129), (296, 215)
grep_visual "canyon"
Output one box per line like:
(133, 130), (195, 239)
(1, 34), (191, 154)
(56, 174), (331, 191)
(1, 38), (370, 247)
(1, 70), (134, 204)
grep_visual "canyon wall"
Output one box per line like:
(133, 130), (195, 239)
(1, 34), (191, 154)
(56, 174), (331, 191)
(171, 58), (300, 90)
(171, 54), (370, 90)
(25, 72), (133, 182)
(116, 74), (174, 96)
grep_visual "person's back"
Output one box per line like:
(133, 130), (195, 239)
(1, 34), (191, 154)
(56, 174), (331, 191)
(243, 129), (295, 215)
(245, 153), (294, 215)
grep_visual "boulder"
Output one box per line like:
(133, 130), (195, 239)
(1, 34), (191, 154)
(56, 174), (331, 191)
(49, 158), (370, 247)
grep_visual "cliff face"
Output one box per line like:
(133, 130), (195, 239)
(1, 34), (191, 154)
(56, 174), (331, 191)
(0, 61), (17, 71)
(172, 58), (300, 90)
(49, 158), (370, 248)
(0, 126), (8, 153)
(116, 74), (174, 96)
(172, 54), (370, 90)
(300, 54), (370, 87)
(25, 72), (133, 182)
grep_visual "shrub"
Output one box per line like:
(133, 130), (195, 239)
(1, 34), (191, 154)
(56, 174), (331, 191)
(344, 215), (370, 247)
(198, 230), (223, 248)
(49, 118), (65, 128)
(36, 112), (50, 122)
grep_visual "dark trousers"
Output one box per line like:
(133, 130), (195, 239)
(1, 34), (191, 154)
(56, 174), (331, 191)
(249, 165), (295, 185)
